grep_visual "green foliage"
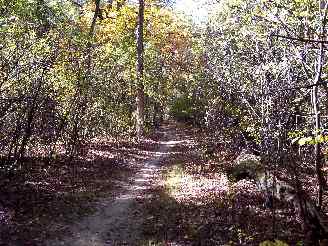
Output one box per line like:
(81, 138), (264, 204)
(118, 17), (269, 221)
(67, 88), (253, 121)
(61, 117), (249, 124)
(227, 153), (262, 182)
(169, 95), (205, 124)
(259, 240), (289, 246)
(170, 95), (194, 122)
(296, 134), (328, 146)
(0, 0), (199, 162)
(2, 0), (324, 244)
(289, 129), (328, 146)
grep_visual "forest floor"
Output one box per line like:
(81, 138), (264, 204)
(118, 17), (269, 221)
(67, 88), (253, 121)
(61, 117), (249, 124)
(44, 124), (178, 246)
(0, 122), (307, 245)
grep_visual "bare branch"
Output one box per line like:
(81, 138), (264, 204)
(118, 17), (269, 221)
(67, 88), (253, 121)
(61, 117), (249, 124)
(69, 0), (83, 8)
(262, 80), (328, 96)
(272, 34), (328, 44)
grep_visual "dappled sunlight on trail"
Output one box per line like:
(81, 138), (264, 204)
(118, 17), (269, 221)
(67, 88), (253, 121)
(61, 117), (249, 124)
(161, 140), (188, 147)
(45, 123), (181, 246)
(139, 123), (303, 245)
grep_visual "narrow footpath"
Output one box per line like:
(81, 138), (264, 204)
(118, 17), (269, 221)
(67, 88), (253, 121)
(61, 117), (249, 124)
(46, 125), (182, 246)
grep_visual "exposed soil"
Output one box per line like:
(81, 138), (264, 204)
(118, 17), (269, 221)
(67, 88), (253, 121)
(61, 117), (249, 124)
(1, 123), (321, 246)
(44, 124), (180, 246)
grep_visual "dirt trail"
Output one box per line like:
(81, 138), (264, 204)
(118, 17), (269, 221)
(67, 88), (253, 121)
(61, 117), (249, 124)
(46, 126), (180, 246)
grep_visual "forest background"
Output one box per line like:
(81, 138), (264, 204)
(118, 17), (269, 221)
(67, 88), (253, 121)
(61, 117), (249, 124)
(1, 0), (328, 245)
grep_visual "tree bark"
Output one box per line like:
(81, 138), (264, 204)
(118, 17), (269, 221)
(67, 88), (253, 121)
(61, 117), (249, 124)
(312, 1), (328, 210)
(136, 0), (145, 138)
(89, 0), (101, 37)
(67, 0), (101, 157)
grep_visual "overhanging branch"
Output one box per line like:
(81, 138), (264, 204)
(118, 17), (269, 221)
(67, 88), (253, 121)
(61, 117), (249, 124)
(272, 34), (328, 44)
(263, 80), (328, 96)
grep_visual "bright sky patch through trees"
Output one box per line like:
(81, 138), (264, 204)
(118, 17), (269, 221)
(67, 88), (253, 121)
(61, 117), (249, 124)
(174, 0), (209, 25)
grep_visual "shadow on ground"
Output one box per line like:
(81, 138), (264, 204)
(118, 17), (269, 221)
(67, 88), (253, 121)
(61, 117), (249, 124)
(0, 130), (162, 245)
(139, 123), (302, 246)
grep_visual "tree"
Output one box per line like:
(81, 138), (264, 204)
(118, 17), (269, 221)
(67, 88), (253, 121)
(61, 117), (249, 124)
(199, 0), (328, 244)
(136, 0), (145, 138)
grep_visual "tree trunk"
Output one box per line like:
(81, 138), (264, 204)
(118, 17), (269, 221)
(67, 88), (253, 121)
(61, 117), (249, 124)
(313, 1), (328, 210)
(136, 0), (145, 138)
(89, 0), (101, 37)
(68, 0), (101, 157)
(313, 49), (324, 209)
(153, 101), (160, 129)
